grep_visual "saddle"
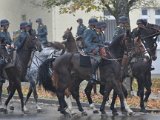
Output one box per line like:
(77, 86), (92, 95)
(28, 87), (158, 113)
(79, 53), (92, 68)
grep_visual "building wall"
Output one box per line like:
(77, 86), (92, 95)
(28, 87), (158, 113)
(22, 0), (53, 41)
(52, 7), (103, 41)
(0, 0), (53, 41)
(0, 0), (22, 37)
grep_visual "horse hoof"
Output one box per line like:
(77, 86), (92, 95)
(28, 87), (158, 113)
(64, 113), (71, 118)
(112, 111), (119, 116)
(9, 106), (14, 111)
(3, 109), (8, 114)
(140, 108), (147, 113)
(81, 111), (87, 116)
(121, 110), (128, 115)
(128, 111), (135, 116)
(101, 111), (107, 115)
(37, 108), (42, 113)
(0, 107), (4, 112)
(93, 110), (99, 114)
(23, 106), (29, 112)
(101, 112), (107, 118)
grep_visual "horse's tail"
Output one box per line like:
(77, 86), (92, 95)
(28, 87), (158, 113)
(37, 58), (56, 92)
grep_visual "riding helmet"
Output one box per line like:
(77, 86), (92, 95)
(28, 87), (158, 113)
(88, 18), (98, 26)
(0, 19), (9, 27)
(118, 16), (128, 23)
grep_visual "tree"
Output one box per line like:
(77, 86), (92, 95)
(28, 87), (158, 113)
(41, 0), (160, 24)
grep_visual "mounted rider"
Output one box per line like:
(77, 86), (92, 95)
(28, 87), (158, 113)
(26, 21), (36, 36)
(36, 18), (48, 46)
(83, 18), (107, 84)
(0, 19), (14, 83)
(113, 16), (129, 40)
(76, 18), (86, 37)
(14, 21), (28, 52)
(132, 19), (160, 70)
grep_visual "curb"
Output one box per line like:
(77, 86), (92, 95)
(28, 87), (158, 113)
(2, 94), (160, 113)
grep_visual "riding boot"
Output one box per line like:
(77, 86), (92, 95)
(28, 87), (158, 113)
(89, 60), (99, 85)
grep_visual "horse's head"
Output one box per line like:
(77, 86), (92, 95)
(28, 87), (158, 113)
(24, 35), (42, 52)
(62, 27), (73, 42)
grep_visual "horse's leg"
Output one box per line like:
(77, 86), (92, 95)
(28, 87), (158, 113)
(136, 77), (146, 112)
(70, 78), (87, 115)
(56, 88), (70, 116)
(100, 85), (112, 115)
(16, 82), (25, 113)
(24, 85), (32, 111)
(25, 80), (41, 112)
(7, 85), (14, 111)
(4, 83), (16, 113)
(33, 84), (41, 111)
(144, 71), (152, 107)
(114, 81), (133, 115)
(0, 82), (3, 110)
(110, 90), (118, 116)
(85, 82), (99, 113)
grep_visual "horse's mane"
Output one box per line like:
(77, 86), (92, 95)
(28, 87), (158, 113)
(109, 34), (124, 48)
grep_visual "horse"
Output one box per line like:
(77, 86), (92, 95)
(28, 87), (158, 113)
(24, 42), (64, 112)
(62, 27), (100, 112)
(38, 41), (133, 117)
(108, 31), (154, 113)
(0, 34), (42, 113)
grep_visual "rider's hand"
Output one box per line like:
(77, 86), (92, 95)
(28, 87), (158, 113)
(92, 49), (97, 55)
(6, 44), (11, 48)
(11, 44), (15, 48)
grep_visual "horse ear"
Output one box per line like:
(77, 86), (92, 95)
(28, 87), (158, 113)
(69, 27), (72, 31)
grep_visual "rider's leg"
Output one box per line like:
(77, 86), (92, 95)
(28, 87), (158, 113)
(0, 59), (6, 83)
(89, 57), (100, 84)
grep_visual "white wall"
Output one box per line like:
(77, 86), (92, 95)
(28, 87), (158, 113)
(0, 0), (22, 37)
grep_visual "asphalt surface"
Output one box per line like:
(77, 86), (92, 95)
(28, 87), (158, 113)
(0, 101), (160, 120)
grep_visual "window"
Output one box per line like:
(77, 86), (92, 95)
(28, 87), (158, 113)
(155, 9), (160, 15)
(155, 19), (160, 42)
(142, 9), (148, 15)
(155, 19), (160, 25)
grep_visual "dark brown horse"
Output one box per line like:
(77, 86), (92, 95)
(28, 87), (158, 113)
(0, 34), (42, 113)
(38, 46), (133, 117)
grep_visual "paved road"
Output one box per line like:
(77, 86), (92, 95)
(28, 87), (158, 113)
(0, 102), (160, 120)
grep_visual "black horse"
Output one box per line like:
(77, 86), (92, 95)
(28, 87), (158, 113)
(108, 30), (155, 113)
(0, 34), (42, 113)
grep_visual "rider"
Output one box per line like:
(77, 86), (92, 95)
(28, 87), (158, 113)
(83, 18), (106, 84)
(0, 19), (14, 51)
(76, 18), (86, 37)
(132, 19), (158, 70)
(36, 18), (48, 46)
(26, 21), (36, 36)
(113, 16), (129, 40)
(0, 19), (14, 83)
(14, 21), (28, 52)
